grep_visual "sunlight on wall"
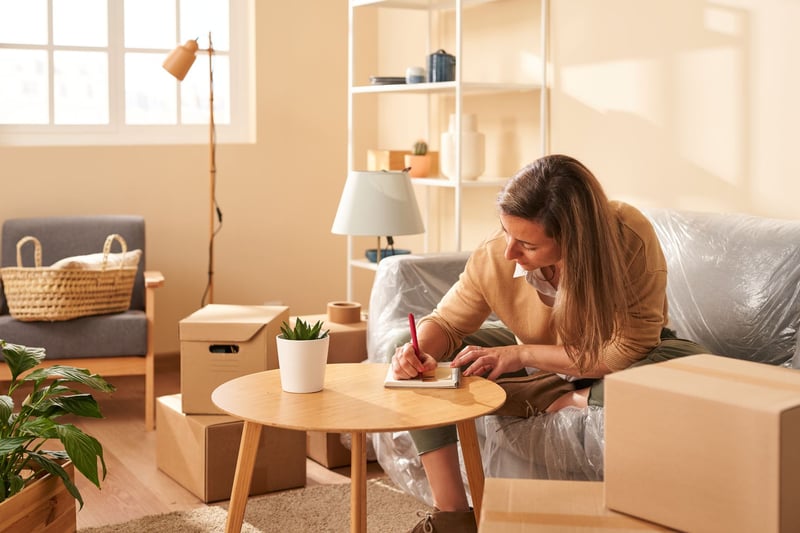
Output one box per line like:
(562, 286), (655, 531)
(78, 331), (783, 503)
(675, 47), (743, 188)
(559, 59), (664, 124)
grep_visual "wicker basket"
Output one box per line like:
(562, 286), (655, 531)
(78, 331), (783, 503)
(1, 234), (138, 322)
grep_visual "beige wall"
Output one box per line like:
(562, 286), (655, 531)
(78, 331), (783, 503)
(549, 0), (800, 218)
(1, 2), (349, 356)
(3, 1), (798, 356)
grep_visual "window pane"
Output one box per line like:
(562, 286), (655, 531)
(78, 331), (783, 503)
(181, 0), (229, 51)
(53, 0), (107, 47)
(126, 52), (177, 125)
(0, 49), (48, 124)
(54, 51), (109, 124)
(181, 54), (229, 125)
(0, 0), (47, 45)
(125, 0), (176, 49)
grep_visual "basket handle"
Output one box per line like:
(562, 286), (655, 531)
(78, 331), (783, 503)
(101, 234), (129, 271)
(15, 236), (42, 268)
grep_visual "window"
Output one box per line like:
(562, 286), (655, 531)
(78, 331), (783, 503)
(0, 0), (253, 146)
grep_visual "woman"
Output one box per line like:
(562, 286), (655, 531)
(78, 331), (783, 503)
(392, 154), (706, 533)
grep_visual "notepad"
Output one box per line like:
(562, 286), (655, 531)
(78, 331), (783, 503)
(384, 363), (461, 389)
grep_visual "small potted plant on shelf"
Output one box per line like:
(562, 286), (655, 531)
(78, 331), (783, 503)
(276, 318), (330, 393)
(0, 339), (114, 531)
(404, 140), (431, 178)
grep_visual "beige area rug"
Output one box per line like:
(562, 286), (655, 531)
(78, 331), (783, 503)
(79, 478), (434, 533)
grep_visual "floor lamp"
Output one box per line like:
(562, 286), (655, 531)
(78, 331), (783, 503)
(163, 32), (219, 306)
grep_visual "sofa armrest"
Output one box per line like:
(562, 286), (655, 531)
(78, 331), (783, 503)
(144, 270), (165, 289)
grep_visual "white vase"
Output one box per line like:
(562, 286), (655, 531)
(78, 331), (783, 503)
(276, 335), (330, 393)
(440, 113), (485, 181)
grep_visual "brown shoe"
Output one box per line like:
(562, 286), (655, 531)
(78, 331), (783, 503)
(408, 509), (477, 533)
(494, 371), (576, 417)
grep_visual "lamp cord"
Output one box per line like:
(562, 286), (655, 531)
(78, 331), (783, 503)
(201, 32), (222, 308)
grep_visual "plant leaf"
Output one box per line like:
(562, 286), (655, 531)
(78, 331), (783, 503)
(46, 394), (104, 419)
(0, 472), (26, 502)
(26, 453), (84, 509)
(0, 436), (31, 454)
(18, 417), (59, 439)
(0, 395), (13, 425)
(0, 342), (45, 382)
(56, 424), (106, 489)
(24, 366), (115, 393)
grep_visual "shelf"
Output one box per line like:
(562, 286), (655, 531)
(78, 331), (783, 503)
(352, 0), (496, 10)
(352, 81), (541, 95)
(349, 259), (379, 271)
(410, 176), (508, 188)
(345, 0), (548, 301)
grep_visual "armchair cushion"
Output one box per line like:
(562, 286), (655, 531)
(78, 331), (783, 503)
(0, 311), (147, 358)
(51, 248), (142, 270)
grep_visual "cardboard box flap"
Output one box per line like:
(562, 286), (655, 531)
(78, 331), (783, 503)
(180, 304), (289, 342)
(607, 354), (800, 411)
(481, 479), (670, 531)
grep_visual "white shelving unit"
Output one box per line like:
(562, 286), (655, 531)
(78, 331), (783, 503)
(345, 0), (549, 301)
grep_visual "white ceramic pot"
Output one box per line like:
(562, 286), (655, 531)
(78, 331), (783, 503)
(440, 113), (485, 181)
(276, 335), (330, 393)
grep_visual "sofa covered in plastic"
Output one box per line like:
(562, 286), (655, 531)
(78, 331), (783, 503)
(366, 207), (800, 506)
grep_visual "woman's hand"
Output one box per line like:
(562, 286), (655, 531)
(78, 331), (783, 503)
(392, 342), (438, 379)
(452, 344), (525, 381)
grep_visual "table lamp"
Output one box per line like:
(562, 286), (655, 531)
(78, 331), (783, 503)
(163, 32), (220, 306)
(331, 169), (425, 264)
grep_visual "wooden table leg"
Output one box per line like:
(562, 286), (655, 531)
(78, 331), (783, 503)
(456, 419), (484, 524)
(350, 431), (367, 533)
(225, 421), (262, 533)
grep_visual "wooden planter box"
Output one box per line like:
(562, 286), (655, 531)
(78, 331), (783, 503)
(0, 461), (77, 532)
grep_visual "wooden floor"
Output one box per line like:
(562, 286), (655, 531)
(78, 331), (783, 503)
(69, 353), (384, 529)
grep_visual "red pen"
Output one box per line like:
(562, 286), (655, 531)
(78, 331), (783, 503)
(408, 312), (422, 361)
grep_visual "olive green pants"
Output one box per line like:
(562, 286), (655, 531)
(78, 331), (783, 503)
(408, 327), (708, 455)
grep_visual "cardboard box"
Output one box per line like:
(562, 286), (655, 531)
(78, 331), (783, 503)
(180, 304), (289, 414)
(479, 478), (670, 531)
(367, 149), (410, 171)
(156, 394), (306, 503)
(292, 313), (367, 364)
(366, 149), (439, 175)
(293, 313), (367, 467)
(605, 354), (800, 533)
(306, 431), (352, 468)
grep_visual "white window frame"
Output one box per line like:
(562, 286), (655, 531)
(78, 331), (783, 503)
(0, 0), (254, 147)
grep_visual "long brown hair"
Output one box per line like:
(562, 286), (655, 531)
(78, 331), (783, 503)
(497, 154), (629, 371)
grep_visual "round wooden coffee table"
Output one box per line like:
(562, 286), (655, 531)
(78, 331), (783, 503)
(212, 363), (506, 533)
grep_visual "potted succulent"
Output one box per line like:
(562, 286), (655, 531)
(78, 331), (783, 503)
(276, 318), (330, 393)
(404, 140), (431, 178)
(0, 340), (114, 531)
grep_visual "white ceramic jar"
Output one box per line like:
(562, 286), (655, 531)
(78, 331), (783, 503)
(440, 113), (485, 181)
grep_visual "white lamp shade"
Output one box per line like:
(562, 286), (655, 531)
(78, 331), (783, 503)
(331, 170), (425, 236)
(163, 39), (199, 81)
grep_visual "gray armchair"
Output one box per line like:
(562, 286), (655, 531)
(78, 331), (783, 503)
(0, 215), (164, 430)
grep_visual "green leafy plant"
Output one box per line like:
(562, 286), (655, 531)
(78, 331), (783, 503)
(0, 340), (114, 508)
(412, 140), (428, 155)
(280, 318), (330, 340)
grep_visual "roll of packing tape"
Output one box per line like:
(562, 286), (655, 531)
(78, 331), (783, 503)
(327, 301), (362, 324)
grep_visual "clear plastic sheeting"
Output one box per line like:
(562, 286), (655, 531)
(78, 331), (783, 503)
(642, 208), (800, 366)
(479, 407), (604, 480)
(367, 252), (475, 363)
(372, 428), (475, 508)
(366, 209), (800, 500)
